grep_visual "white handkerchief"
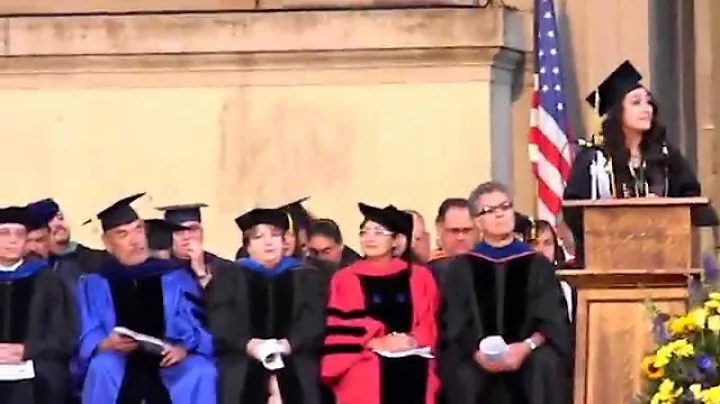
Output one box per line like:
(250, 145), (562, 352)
(373, 346), (434, 359)
(479, 336), (509, 362)
(257, 340), (285, 371)
(0, 360), (35, 381)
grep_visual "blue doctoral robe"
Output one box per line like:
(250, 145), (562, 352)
(76, 257), (216, 404)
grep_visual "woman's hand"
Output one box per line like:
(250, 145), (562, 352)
(367, 333), (417, 352)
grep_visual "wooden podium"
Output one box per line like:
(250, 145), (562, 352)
(558, 197), (708, 404)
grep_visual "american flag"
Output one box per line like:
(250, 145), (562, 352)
(529, 0), (573, 225)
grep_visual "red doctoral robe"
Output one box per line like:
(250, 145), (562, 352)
(320, 257), (439, 404)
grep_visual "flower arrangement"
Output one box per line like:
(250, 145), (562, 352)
(638, 256), (720, 404)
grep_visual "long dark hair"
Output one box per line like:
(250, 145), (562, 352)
(601, 91), (668, 192)
(533, 220), (566, 267)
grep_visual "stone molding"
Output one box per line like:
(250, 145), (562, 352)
(0, 7), (527, 88)
(0, 0), (478, 15)
(2, 8), (526, 57)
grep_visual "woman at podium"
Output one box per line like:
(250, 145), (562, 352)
(563, 60), (718, 264)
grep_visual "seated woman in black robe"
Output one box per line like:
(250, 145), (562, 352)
(321, 203), (440, 404)
(207, 207), (325, 404)
(564, 60), (718, 265)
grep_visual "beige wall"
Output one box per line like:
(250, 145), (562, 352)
(0, 8), (525, 257)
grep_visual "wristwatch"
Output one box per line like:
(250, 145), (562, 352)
(524, 338), (538, 351)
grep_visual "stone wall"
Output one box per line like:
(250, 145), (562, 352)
(0, 7), (526, 256)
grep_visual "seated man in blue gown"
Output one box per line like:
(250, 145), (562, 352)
(76, 192), (216, 404)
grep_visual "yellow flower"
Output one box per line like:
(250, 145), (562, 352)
(651, 379), (682, 404)
(700, 385), (720, 403)
(669, 315), (698, 335)
(642, 356), (664, 379)
(690, 308), (708, 328)
(654, 344), (673, 367)
(709, 292), (720, 301)
(669, 316), (690, 335)
(709, 315), (720, 332)
(705, 299), (720, 311)
(689, 383), (703, 399)
(653, 339), (695, 368)
(671, 339), (695, 357)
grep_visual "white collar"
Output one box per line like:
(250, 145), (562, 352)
(0, 260), (23, 272)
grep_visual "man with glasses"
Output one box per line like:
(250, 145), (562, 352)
(433, 181), (571, 404)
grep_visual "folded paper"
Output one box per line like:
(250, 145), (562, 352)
(373, 346), (434, 359)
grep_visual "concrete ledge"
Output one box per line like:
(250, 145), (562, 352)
(0, 0), (480, 16)
(2, 7), (526, 56)
(0, 48), (520, 89)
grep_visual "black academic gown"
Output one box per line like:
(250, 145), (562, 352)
(433, 241), (571, 404)
(48, 243), (106, 291)
(339, 246), (361, 268)
(564, 144), (719, 265)
(206, 256), (325, 404)
(171, 251), (236, 291)
(0, 259), (77, 404)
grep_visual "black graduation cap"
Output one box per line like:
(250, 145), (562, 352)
(278, 197), (312, 231)
(0, 206), (34, 228)
(87, 192), (145, 232)
(156, 203), (208, 225)
(585, 60), (643, 116)
(358, 203), (412, 236)
(145, 219), (189, 251)
(388, 205), (414, 238)
(25, 198), (59, 231)
(234, 208), (289, 233)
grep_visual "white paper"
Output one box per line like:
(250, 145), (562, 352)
(373, 346), (434, 359)
(0, 360), (35, 381)
(479, 336), (509, 362)
(114, 327), (167, 354)
(257, 340), (285, 371)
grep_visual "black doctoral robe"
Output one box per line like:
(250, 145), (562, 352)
(433, 241), (571, 404)
(171, 251), (237, 291)
(0, 259), (77, 404)
(563, 144), (719, 265)
(206, 256), (325, 404)
(48, 243), (106, 290)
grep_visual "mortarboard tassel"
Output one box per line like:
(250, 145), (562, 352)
(592, 90), (605, 147)
(592, 90), (617, 197)
(287, 213), (295, 235)
(528, 216), (537, 241)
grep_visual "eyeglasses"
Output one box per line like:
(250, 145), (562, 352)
(476, 201), (513, 216)
(359, 229), (393, 238)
